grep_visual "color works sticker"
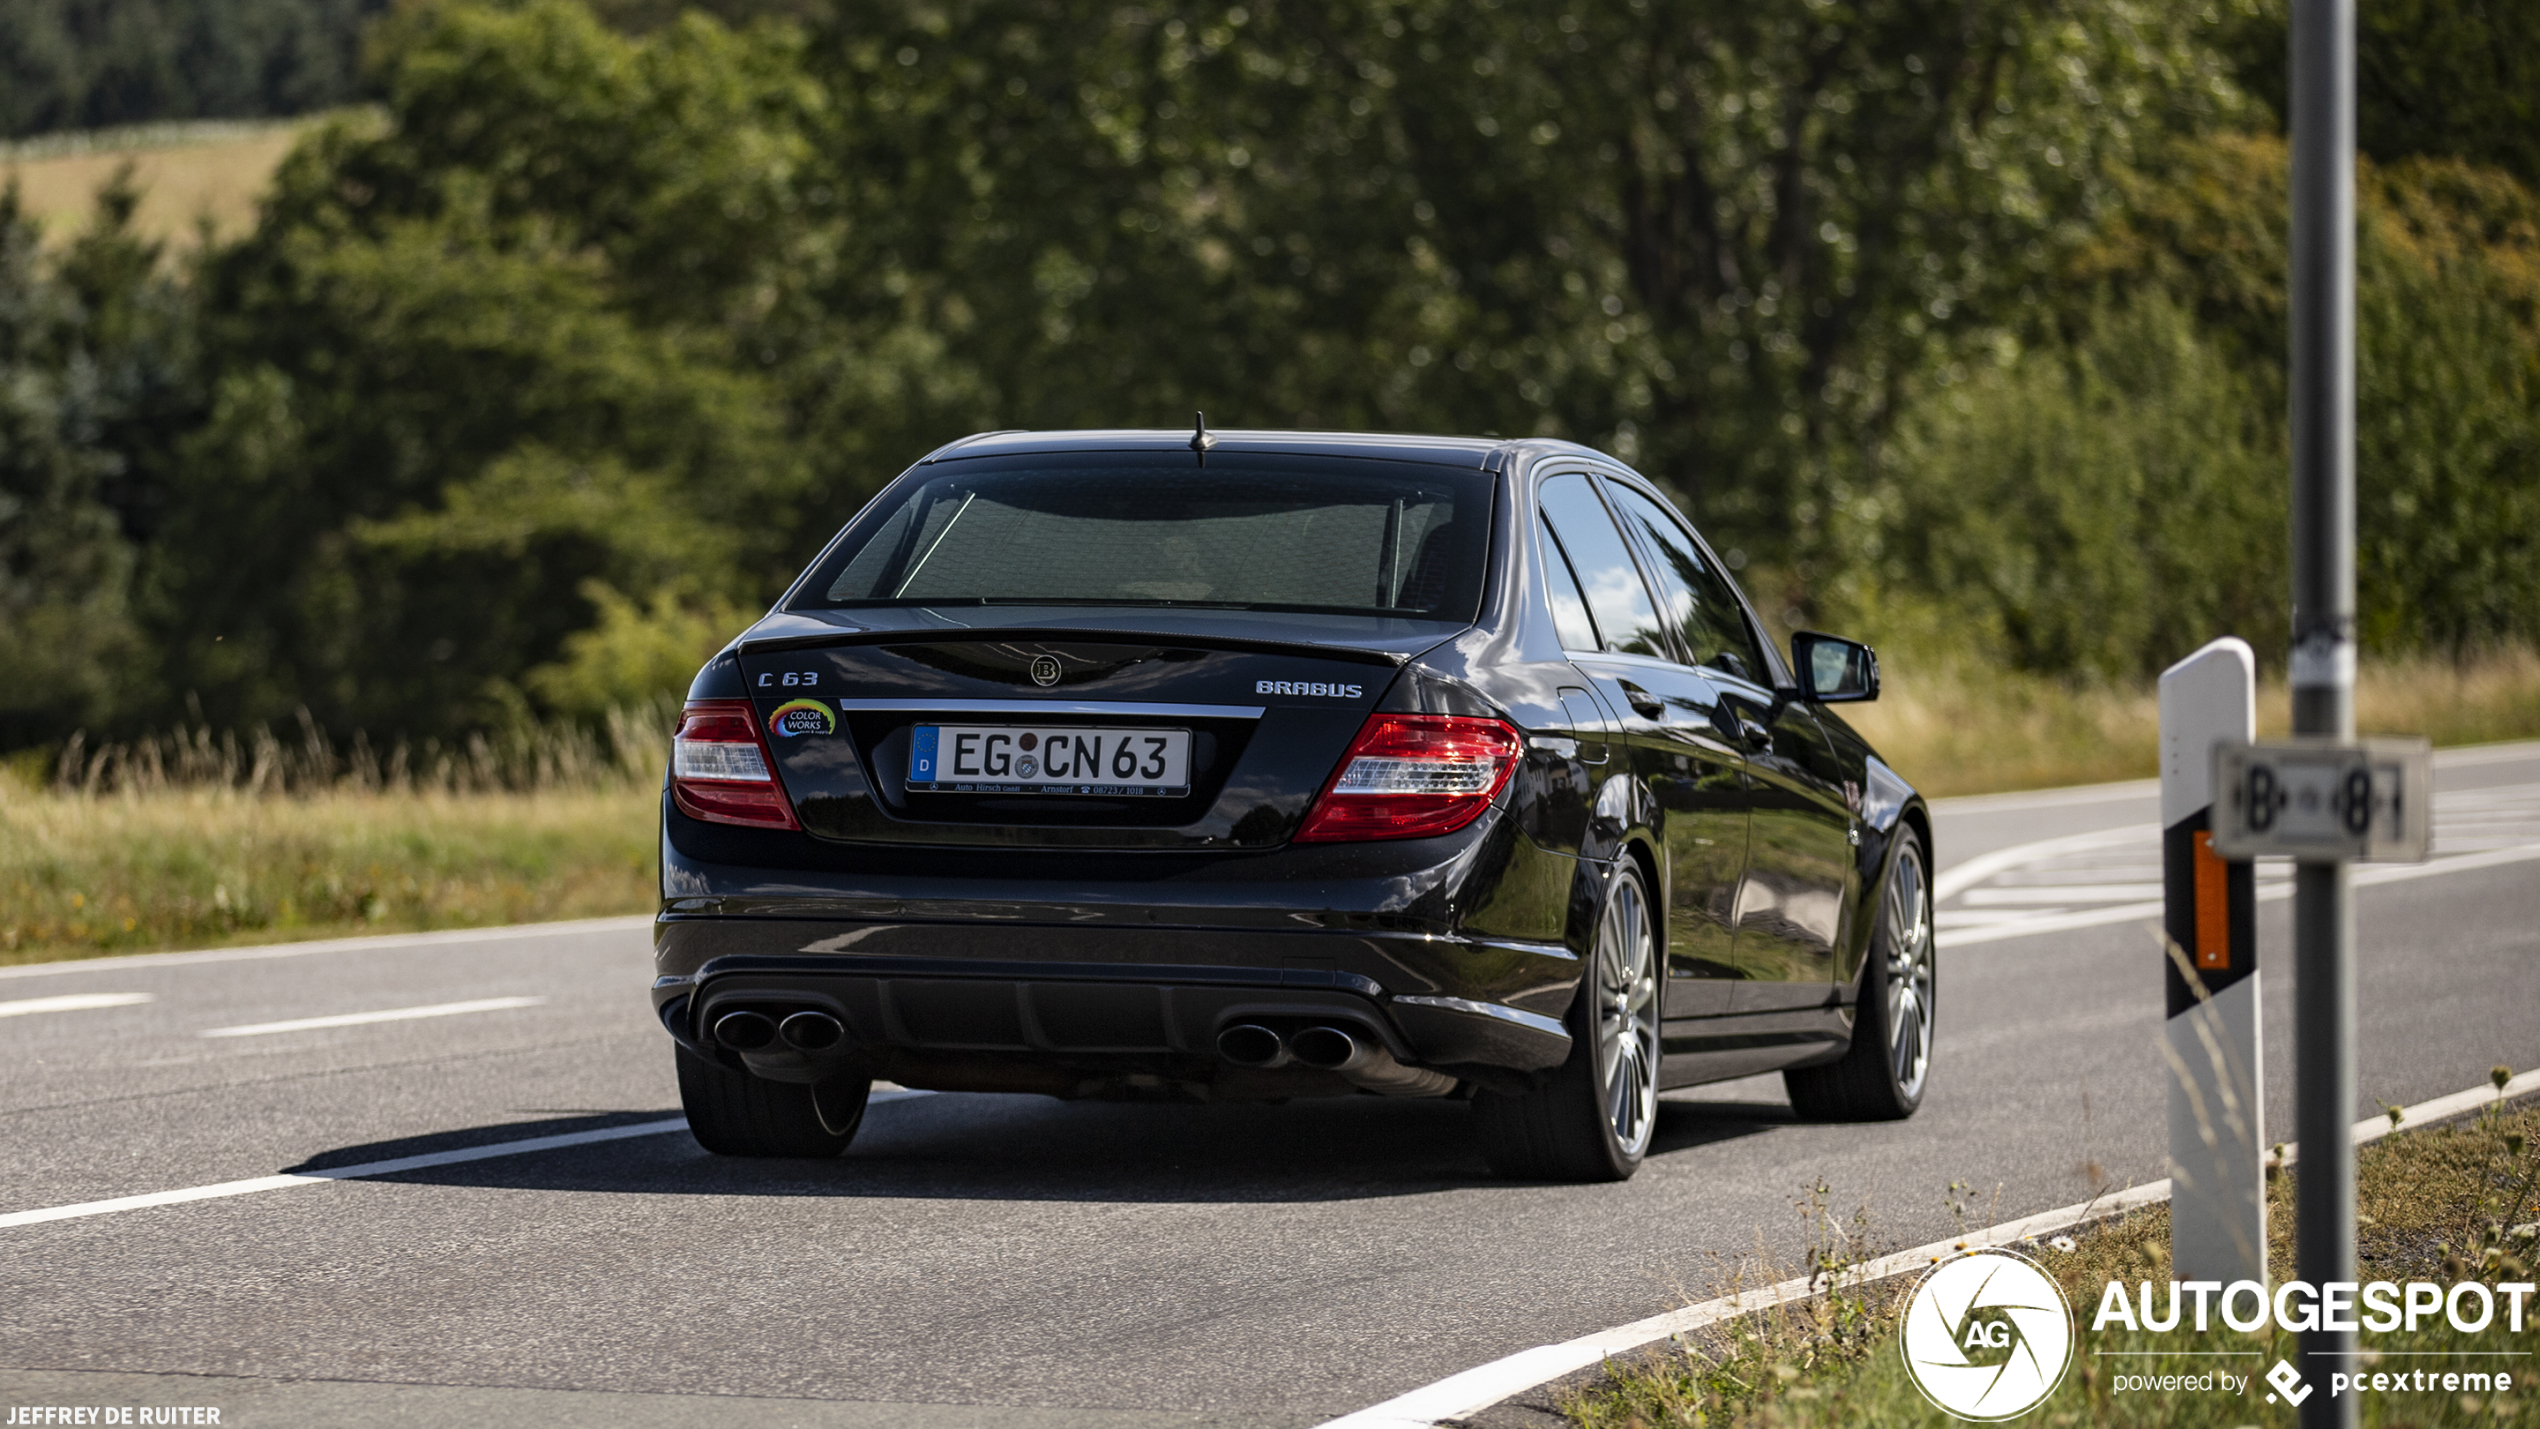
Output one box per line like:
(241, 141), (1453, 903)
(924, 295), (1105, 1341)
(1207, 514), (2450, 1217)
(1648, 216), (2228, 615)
(1902, 1249), (2075, 1421)
(767, 699), (835, 738)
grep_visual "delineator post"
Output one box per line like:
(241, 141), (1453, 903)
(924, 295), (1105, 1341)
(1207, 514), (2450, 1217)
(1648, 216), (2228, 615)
(2158, 637), (2263, 1286)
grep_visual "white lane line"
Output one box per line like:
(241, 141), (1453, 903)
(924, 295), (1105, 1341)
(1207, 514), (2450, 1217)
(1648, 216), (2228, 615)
(1961, 884), (2167, 905)
(0, 1119), (689, 1229)
(200, 996), (545, 1038)
(1932, 825), (2156, 903)
(1922, 741), (2540, 826)
(1314, 1069), (2540, 1429)
(0, 1088), (935, 1231)
(1938, 839), (2540, 948)
(0, 915), (653, 981)
(0, 992), (154, 1019)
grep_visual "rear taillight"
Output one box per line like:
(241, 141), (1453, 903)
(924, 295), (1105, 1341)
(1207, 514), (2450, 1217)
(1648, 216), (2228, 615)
(1294, 713), (1523, 843)
(670, 700), (801, 830)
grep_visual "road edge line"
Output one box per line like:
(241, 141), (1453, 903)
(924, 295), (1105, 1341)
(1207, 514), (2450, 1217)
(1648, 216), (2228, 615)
(1311, 1068), (2540, 1429)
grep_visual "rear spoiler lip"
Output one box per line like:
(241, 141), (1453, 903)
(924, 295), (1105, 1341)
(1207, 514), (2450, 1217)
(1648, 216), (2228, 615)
(733, 624), (1440, 668)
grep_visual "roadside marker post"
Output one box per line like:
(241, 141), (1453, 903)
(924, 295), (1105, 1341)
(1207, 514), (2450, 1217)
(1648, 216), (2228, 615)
(2157, 638), (2264, 1287)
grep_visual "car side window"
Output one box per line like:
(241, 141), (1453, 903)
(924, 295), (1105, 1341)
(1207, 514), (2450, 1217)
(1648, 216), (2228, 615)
(1602, 482), (1770, 685)
(1539, 523), (1603, 652)
(1537, 473), (1666, 657)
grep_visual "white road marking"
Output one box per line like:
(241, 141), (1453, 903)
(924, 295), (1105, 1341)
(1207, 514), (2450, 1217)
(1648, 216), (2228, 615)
(1313, 1069), (2540, 1429)
(0, 1089), (934, 1231)
(1961, 883), (2167, 904)
(0, 992), (154, 1019)
(0, 1119), (690, 1229)
(1935, 780), (2540, 948)
(200, 996), (545, 1038)
(1931, 825), (2155, 903)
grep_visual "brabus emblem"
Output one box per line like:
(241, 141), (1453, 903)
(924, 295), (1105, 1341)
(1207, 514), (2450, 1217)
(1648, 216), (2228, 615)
(1029, 655), (1062, 687)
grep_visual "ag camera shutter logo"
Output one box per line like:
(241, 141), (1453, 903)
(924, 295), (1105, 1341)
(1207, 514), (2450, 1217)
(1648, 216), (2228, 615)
(1901, 1249), (2075, 1420)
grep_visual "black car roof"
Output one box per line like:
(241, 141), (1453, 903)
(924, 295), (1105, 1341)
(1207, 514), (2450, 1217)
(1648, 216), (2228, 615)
(919, 427), (1519, 468)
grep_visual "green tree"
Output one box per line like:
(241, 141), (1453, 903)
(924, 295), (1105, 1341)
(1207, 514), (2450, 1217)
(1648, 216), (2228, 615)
(1877, 292), (2284, 679)
(149, 2), (847, 737)
(2225, 0), (2540, 189)
(0, 0), (388, 138)
(0, 171), (196, 745)
(798, 0), (2249, 562)
(2067, 133), (2540, 660)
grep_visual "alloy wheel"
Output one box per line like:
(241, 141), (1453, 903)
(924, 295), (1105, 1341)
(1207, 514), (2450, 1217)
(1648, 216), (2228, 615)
(1884, 840), (1936, 1101)
(1596, 872), (1662, 1158)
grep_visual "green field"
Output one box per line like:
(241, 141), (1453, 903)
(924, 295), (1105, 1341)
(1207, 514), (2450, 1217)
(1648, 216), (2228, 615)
(0, 117), (319, 249)
(0, 777), (658, 967)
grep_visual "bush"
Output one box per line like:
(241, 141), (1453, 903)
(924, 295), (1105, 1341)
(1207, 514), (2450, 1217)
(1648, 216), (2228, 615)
(1878, 294), (2283, 680)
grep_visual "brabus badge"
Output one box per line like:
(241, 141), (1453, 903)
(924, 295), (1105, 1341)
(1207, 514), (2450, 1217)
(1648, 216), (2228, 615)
(768, 699), (835, 737)
(1030, 655), (1062, 687)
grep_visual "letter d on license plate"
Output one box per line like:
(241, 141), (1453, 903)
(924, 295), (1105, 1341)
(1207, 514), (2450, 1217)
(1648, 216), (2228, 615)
(908, 725), (1192, 796)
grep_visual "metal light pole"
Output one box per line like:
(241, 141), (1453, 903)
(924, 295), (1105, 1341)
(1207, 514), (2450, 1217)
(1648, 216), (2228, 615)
(2289, 1), (2357, 1425)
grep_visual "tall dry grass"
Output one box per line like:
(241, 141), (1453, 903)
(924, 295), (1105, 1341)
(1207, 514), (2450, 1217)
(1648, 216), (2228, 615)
(1, 707), (670, 967)
(1841, 645), (2540, 797)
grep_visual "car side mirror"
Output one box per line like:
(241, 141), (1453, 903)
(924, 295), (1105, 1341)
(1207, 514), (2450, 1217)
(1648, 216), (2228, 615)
(1791, 632), (1879, 703)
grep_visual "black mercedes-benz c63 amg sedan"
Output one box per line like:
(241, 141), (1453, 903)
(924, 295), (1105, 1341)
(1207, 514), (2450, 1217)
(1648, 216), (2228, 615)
(653, 427), (1934, 1181)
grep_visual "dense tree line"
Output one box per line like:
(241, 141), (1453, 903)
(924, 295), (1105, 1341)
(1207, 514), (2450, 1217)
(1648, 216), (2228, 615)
(1, 0), (2535, 750)
(1, 0), (388, 138)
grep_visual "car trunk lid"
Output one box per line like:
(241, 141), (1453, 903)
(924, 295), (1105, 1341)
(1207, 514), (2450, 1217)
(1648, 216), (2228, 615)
(734, 610), (1455, 850)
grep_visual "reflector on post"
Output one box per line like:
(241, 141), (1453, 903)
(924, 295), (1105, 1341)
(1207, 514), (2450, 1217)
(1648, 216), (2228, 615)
(2158, 637), (2265, 1287)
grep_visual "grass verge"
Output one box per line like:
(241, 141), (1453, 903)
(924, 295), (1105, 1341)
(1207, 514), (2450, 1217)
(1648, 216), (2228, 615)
(0, 786), (658, 967)
(1567, 1090), (2540, 1428)
(1842, 645), (2540, 797)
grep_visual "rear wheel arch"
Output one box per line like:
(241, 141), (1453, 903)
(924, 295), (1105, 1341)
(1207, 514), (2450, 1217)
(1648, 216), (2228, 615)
(1619, 837), (1664, 934)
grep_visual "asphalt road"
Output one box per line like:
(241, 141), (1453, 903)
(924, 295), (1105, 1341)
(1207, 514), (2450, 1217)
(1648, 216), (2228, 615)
(4, 744), (2536, 1428)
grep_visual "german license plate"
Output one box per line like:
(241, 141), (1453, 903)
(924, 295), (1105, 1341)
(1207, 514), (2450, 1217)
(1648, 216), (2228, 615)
(907, 726), (1192, 796)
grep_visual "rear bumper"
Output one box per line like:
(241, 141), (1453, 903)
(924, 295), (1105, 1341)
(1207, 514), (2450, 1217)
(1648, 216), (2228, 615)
(653, 918), (1576, 1094)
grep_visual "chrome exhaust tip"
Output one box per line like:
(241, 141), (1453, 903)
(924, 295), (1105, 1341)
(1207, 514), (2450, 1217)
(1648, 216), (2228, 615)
(711, 1009), (779, 1052)
(1289, 1025), (1373, 1073)
(779, 1010), (847, 1052)
(1215, 1023), (1289, 1068)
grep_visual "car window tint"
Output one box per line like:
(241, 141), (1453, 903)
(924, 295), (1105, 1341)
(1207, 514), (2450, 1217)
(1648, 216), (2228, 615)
(1602, 483), (1769, 684)
(1539, 523), (1602, 651)
(1537, 473), (1666, 657)
(799, 458), (1491, 619)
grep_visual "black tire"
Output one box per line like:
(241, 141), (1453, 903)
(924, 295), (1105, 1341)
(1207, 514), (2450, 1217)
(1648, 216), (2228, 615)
(677, 1045), (871, 1157)
(1473, 861), (1662, 1182)
(1786, 825), (1934, 1122)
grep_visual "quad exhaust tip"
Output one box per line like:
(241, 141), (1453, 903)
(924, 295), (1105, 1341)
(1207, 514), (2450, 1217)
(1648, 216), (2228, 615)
(712, 1009), (779, 1052)
(1289, 1025), (1374, 1073)
(779, 1010), (846, 1052)
(1215, 1024), (1288, 1069)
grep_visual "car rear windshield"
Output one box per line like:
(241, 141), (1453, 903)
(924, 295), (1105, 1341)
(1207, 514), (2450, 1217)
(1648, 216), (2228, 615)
(792, 455), (1494, 620)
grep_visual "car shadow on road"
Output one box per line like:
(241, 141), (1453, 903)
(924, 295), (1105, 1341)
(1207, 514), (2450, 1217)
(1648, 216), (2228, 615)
(282, 1090), (1793, 1205)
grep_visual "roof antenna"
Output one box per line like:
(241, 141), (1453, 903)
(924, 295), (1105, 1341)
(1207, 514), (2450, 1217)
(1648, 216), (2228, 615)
(1190, 410), (1214, 466)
